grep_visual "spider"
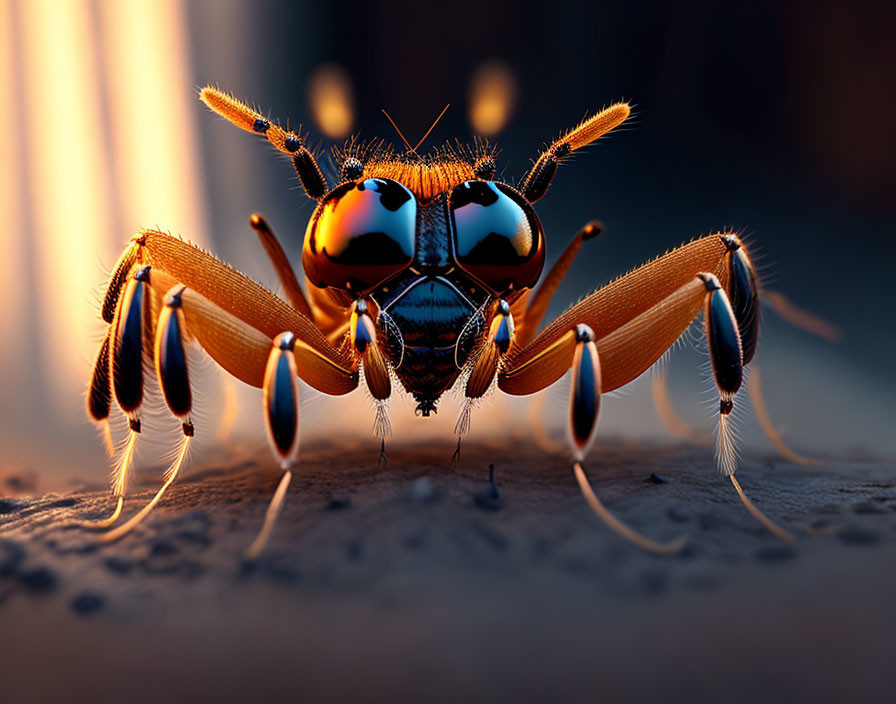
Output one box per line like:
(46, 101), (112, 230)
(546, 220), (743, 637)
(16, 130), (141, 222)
(84, 86), (793, 559)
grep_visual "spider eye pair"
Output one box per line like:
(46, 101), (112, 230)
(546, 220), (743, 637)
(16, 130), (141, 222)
(303, 177), (544, 294)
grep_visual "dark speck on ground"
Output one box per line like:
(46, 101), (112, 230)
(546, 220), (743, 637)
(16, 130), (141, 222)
(325, 497), (351, 511)
(70, 592), (105, 615)
(19, 565), (57, 592)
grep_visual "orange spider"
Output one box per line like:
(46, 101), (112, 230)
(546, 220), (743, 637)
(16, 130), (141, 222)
(84, 86), (792, 559)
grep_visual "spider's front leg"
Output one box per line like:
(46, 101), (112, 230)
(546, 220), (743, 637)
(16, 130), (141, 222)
(86, 231), (363, 556)
(494, 233), (792, 551)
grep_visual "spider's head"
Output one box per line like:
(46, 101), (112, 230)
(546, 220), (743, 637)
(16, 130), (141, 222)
(301, 147), (545, 303)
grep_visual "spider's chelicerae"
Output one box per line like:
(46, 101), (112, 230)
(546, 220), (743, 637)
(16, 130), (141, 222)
(85, 86), (797, 558)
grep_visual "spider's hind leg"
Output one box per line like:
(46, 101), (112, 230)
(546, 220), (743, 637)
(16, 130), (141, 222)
(244, 332), (301, 563)
(102, 285), (196, 543)
(86, 230), (362, 554)
(81, 264), (154, 528)
(698, 272), (794, 541)
(499, 233), (796, 548)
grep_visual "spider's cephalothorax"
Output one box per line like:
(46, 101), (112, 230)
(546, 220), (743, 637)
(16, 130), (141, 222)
(83, 86), (801, 559)
(303, 148), (545, 414)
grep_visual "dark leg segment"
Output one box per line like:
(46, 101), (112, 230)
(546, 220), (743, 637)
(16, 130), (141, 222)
(245, 332), (302, 561)
(102, 283), (197, 543)
(698, 272), (793, 541)
(567, 324), (688, 554)
(249, 214), (313, 318)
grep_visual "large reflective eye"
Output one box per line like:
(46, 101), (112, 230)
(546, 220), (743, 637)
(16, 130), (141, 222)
(303, 178), (416, 291)
(449, 181), (544, 292)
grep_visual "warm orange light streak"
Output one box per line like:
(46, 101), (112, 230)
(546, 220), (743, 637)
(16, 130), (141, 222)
(0, 1), (24, 370)
(77, 495), (124, 529)
(308, 64), (354, 140)
(469, 61), (517, 136)
(245, 469), (293, 561)
(98, 0), (208, 246)
(528, 393), (566, 455)
(730, 474), (795, 542)
(651, 368), (710, 443)
(19, 0), (115, 406)
(748, 366), (820, 466)
(217, 373), (240, 443)
(763, 290), (843, 342)
(102, 434), (191, 543)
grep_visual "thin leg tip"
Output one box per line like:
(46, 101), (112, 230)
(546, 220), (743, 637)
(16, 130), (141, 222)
(730, 474), (795, 542)
(748, 367), (823, 468)
(573, 462), (688, 555)
(76, 496), (124, 530)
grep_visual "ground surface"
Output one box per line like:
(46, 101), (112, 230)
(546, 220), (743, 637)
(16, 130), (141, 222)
(1, 438), (895, 703)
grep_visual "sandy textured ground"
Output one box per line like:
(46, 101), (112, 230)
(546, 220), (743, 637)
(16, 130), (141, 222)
(1, 438), (895, 703)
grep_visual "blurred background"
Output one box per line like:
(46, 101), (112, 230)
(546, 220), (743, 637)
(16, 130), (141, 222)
(1, 0), (894, 484)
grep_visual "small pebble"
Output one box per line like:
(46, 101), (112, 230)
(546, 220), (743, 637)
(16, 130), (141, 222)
(150, 540), (179, 557)
(4, 473), (37, 492)
(71, 592), (106, 615)
(0, 540), (25, 577)
(646, 473), (667, 484)
(404, 477), (441, 504)
(175, 530), (211, 547)
(326, 498), (351, 511)
(48, 539), (97, 556)
(0, 498), (26, 514)
(853, 501), (887, 515)
(19, 566), (57, 592)
(104, 557), (133, 575)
